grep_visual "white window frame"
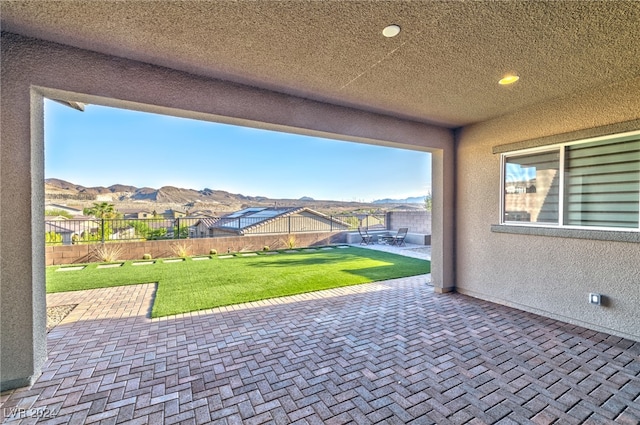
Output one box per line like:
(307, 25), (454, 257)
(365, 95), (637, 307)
(500, 129), (640, 232)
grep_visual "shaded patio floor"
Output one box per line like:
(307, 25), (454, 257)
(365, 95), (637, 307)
(2, 252), (639, 424)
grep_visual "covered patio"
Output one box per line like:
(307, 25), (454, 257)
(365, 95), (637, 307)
(2, 2), (640, 422)
(2, 269), (639, 423)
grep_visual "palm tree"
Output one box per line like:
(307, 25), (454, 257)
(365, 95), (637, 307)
(86, 202), (116, 219)
(81, 202), (117, 243)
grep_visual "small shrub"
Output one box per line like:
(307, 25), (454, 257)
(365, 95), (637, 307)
(263, 246), (270, 251)
(45, 231), (63, 245)
(171, 241), (191, 258)
(284, 234), (297, 249)
(142, 253), (152, 260)
(209, 249), (217, 255)
(93, 244), (124, 263)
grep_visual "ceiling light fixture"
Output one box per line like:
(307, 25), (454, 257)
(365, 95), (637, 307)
(499, 75), (520, 85)
(382, 24), (401, 38)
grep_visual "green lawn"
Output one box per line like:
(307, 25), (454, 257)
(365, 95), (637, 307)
(46, 246), (430, 318)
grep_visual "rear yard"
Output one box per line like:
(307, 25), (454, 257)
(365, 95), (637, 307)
(47, 246), (430, 317)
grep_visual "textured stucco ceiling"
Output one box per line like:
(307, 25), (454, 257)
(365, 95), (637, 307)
(2, 1), (639, 128)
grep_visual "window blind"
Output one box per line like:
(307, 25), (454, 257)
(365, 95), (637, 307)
(564, 136), (640, 228)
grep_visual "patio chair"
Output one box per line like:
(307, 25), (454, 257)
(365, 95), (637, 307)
(358, 227), (374, 245)
(390, 227), (408, 246)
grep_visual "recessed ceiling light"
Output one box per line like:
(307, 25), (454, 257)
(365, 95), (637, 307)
(499, 75), (520, 85)
(382, 24), (401, 38)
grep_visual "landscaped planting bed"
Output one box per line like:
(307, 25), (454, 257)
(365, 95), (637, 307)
(46, 246), (430, 318)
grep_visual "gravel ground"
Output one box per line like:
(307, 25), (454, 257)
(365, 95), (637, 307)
(46, 304), (77, 332)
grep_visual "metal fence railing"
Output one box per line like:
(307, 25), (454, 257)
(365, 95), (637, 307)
(45, 213), (388, 245)
(45, 218), (200, 245)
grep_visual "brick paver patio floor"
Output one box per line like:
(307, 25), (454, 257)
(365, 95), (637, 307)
(2, 275), (640, 424)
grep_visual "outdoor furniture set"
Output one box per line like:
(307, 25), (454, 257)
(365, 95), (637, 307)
(358, 227), (408, 247)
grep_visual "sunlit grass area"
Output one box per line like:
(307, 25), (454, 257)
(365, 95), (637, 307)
(46, 246), (430, 318)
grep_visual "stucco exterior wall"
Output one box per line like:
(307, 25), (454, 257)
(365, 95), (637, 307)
(0, 57), (48, 391)
(0, 33), (454, 390)
(456, 77), (640, 341)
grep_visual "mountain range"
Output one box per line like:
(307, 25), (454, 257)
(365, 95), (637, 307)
(45, 178), (426, 211)
(45, 178), (287, 204)
(373, 196), (426, 204)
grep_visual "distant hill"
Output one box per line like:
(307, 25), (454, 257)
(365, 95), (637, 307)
(45, 178), (271, 205)
(373, 196), (426, 204)
(44, 178), (385, 213)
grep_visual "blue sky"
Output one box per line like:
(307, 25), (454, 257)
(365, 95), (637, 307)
(44, 100), (431, 202)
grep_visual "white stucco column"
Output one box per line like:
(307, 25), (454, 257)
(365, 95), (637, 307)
(431, 148), (456, 293)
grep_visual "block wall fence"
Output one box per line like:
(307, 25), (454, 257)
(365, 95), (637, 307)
(46, 211), (432, 265)
(46, 231), (347, 265)
(387, 211), (432, 234)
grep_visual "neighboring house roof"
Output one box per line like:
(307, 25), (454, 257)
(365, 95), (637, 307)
(45, 219), (98, 234)
(207, 207), (350, 234)
(45, 203), (83, 213)
(71, 214), (94, 220)
(45, 222), (75, 234)
(193, 217), (220, 228)
(189, 210), (216, 218)
(119, 208), (153, 214)
(45, 215), (68, 221)
(162, 209), (188, 219)
(215, 207), (302, 234)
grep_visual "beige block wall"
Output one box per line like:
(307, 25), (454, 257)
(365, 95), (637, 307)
(456, 77), (640, 341)
(387, 211), (432, 234)
(45, 232), (347, 265)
